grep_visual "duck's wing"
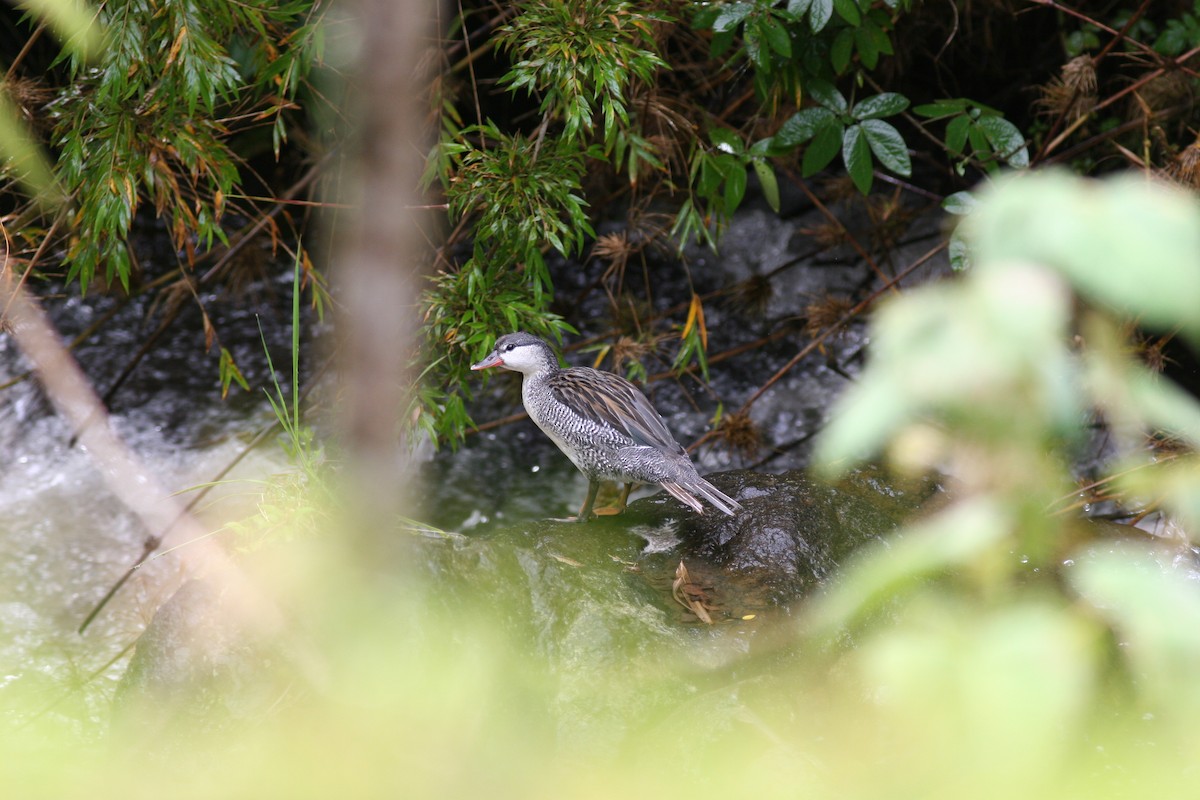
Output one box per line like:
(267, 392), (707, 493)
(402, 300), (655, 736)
(548, 367), (685, 455)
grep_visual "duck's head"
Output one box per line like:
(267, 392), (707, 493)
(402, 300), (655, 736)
(470, 331), (558, 375)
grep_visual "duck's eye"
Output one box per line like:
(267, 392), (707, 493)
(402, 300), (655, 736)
(503, 343), (515, 353)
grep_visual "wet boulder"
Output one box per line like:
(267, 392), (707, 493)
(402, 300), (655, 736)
(623, 467), (942, 610)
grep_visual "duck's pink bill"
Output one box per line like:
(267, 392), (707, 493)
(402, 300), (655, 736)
(471, 354), (504, 370)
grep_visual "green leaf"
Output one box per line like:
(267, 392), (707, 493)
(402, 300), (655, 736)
(831, 28), (854, 74)
(864, 18), (894, 55)
(753, 159), (780, 212)
(724, 164), (748, 210)
(762, 15), (792, 57)
(842, 123), (874, 194)
(713, 3), (754, 33)
(914, 99), (969, 118)
(948, 231), (971, 270)
(1128, 367), (1200, 450)
(803, 119), (844, 176)
(945, 114), (970, 155)
(697, 155), (721, 196)
(1154, 20), (1192, 57)
(748, 137), (773, 157)
(1069, 542), (1200, 710)
(964, 172), (1200, 339)
(942, 191), (977, 216)
(691, 4), (722, 29)
(1066, 29), (1100, 57)
(854, 24), (879, 69)
(852, 92), (909, 120)
(967, 123), (994, 170)
(774, 106), (835, 148)
(743, 21), (766, 70)
(22, 0), (104, 61)
(0, 90), (59, 202)
(807, 78), (847, 113)
(787, 0), (814, 15)
(808, 0), (833, 32)
(710, 29), (735, 57)
(709, 126), (742, 155)
(860, 119), (911, 176)
(976, 115), (1029, 167)
(1120, 458), (1200, 532)
(832, 0), (861, 26)
(713, 152), (741, 178)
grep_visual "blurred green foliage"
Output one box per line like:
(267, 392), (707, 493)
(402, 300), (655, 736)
(5, 4), (1200, 791)
(7, 171), (1200, 799)
(810, 170), (1200, 793)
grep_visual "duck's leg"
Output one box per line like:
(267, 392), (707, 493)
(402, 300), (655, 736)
(617, 481), (633, 511)
(593, 482), (634, 516)
(575, 479), (600, 522)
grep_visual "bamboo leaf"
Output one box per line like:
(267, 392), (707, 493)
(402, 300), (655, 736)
(20, 0), (105, 61)
(724, 163), (748, 210)
(914, 99), (969, 118)
(753, 159), (780, 212)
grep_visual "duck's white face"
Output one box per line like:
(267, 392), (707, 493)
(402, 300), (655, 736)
(470, 334), (555, 376)
(488, 340), (543, 374)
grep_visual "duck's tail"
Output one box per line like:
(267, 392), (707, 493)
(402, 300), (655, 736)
(660, 476), (743, 517)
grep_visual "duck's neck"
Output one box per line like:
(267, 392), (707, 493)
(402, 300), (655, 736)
(519, 362), (556, 392)
(519, 347), (559, 384)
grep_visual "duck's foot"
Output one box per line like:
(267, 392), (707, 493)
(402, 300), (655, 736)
(557, 481), (634, 523)
(591, 483), (634, 517)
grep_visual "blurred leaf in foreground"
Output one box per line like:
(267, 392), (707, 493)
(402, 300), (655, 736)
(964, 171), (1200, 344)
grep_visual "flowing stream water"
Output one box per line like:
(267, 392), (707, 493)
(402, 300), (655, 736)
(0, 274), (294, 733)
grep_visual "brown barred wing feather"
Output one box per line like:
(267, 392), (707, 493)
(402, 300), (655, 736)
(548, 367), (685, 455)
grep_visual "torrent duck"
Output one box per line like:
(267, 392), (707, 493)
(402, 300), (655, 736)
(471, 332), (743, 522)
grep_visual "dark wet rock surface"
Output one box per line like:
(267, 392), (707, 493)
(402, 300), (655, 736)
(624, 467), (942, 610)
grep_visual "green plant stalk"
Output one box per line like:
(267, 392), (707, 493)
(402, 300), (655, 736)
(258, 249), (314, 478)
